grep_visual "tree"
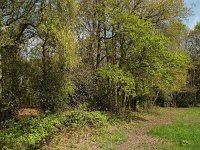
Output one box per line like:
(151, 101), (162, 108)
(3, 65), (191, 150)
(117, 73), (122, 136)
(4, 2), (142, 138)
(0, 0), (193, 118)
(74, 0), (190, 112)
(0, 0), (79, 119)
(96, 12), (189, 112)
(0, 0), (44, 119)
(36, 0), (79, 111)
(186, 23), (200, 106)
(163, 21), (188, 49)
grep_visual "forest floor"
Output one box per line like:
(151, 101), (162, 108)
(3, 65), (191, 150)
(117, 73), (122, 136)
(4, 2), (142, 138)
(43, 107), (197, 150)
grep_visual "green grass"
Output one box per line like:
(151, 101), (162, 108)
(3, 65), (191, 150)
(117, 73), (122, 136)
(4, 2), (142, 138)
(150, 108), (200, 150)
(93, 126), (128, 150)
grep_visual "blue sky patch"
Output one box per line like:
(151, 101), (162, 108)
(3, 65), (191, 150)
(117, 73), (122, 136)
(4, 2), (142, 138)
(184, 0), (200, 29)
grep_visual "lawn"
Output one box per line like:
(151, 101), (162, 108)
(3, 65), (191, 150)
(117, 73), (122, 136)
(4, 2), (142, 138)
(150, 108), (200, 150)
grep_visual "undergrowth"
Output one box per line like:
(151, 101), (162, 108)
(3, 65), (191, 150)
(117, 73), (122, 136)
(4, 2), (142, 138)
(0, 111), (108, 150)
(0, 109), (151, 150)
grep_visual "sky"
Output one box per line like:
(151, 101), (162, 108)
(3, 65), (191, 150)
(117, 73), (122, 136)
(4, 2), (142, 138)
(184, 0), (200, 29)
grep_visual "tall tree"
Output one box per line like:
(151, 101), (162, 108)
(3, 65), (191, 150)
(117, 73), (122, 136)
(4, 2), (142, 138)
(186, 23), (200, 106)
(0, 0), (79, 118)
(0, 0), (43, 118)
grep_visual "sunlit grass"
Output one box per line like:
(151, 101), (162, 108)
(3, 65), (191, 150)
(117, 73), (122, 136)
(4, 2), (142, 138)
(150, 108), (200, 150)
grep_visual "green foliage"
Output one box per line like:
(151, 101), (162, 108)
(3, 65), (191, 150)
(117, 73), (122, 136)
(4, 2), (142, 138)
(0, 115), (60, 150)
(163, 21), (188, 49)
(0, 0), (80, 115)
(61, 111), (108, 129)
(34, 0), (80, 112)
(99, 65), (136, 97)
(94, 9), (190, 111)
(0, 111), (108, 150)
(0, 0), (196, 119)
(98, 64), (137, 112)
(107, 112), (145, 125)
(124, 14), (189, 95)
(187, 23), (200, 103)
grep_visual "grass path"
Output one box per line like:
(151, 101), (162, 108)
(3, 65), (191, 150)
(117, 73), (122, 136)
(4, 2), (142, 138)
(116, 108), (174, 150)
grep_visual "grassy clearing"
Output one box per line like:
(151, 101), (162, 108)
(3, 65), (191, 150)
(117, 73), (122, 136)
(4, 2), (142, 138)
(150, 108), (200, 150)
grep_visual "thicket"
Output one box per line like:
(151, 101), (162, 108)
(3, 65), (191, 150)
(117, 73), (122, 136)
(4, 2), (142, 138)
(0, 0), (200, 119)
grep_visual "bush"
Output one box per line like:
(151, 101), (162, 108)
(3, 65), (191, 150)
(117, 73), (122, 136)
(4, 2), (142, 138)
(61, 111), (108, 129)
(0, 115), (60, 150)
(0, 111), (108, 150)
(107, 112), (145, 125)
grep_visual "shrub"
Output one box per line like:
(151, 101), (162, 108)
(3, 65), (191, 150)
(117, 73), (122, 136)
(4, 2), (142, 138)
(0, 115), (60, 150)
(61, 111), (108, 129)
(0, 111), (108, 150)
(107, 112), (145, 125)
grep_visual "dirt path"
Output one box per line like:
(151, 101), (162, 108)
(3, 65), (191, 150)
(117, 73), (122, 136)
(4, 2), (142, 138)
(116, 108), (174, 150)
